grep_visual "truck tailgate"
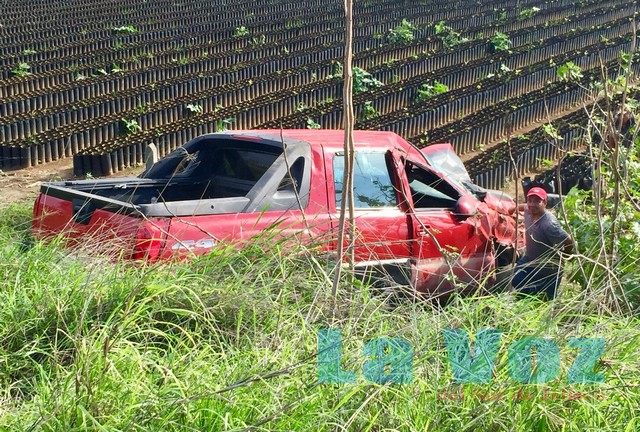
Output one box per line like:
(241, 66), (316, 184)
(33, 185), (168, 260)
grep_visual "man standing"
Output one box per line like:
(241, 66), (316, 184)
(512, 187), (574, 300)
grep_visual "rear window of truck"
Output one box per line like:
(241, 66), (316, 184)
(143, 141), (281, 183)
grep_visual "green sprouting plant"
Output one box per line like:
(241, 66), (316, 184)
(249, 34), (266, 46)
(285, 19), (304, 29)
(11, 62), (32, 77)
(542, 123), (562, 141)
(620, 51), (633, 70)
(121, 118), (142, 134)
(234, 26), (250, 37)
(331, 61), (344, 78)
(415, 81), (449, 102)
(111, 63), (123, 73)
(185, 103), (203, 114)
(306, 118), (321, 129)
(22, 49), (37, 55)
(216, 117), (235, 131)
(489, 31), (512, 53)
(434, 20), (447, 35)
(519, 6), (540, 20)
(557, 62), (583, 82)
(295, 102), (308, 113)
(387, 19), (415, 43)
(496, 10), (508, 24)
(359, 101), (378, 121)
(134, 104), (149, 115)
(352, 67), (383, 94)
(112, 25), (138, 33)
(434, 21), (469, 49)
(487, 63), (514, 78)
(537, 158), (555, 169)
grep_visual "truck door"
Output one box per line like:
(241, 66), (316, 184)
(401, 158), (495, 297)
(331, 150), (412, 272)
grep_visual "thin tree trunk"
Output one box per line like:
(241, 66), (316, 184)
(331, 0), (355, 318)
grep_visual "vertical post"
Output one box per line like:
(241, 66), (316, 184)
(145, 143), (158, 171)
(332, 0), (356, 318)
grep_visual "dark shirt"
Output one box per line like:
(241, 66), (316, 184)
(524, 209), (569, 267)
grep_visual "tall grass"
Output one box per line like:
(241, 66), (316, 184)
(1, 201), (639, 431)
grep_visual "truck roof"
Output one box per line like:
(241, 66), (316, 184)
(213, 129), (424, 155)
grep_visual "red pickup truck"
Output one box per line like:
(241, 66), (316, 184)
(33, 130), (519, 296)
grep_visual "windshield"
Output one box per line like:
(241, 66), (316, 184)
(422, 146), (471, 183)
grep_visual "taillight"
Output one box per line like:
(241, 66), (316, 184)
(32, 194), (43, 237)
(131, 223), (166, 262)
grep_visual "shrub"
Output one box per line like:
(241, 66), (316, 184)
(112, 25), (138, 33)
(489, 31), (512, 53)
(352, 67), (383, 94)
(519, 6), (540, 20)
(387, 19), (415, 43)
(359, 101), (378, 120)
(415, 81), (449, 103)
(306, 118), (321, 129)
(11, 62), (32, 77)
(120, 118), (142, 134)
(434, 21), (469, 49)
(234, 26), (250, 37)
(557, 62), (583, 82)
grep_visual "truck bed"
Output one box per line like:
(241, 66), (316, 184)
(41, 177), (253, 218)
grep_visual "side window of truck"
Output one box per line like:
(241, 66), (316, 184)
(277, 157), (304, 193)
(405, 162), (460, 209)
(334, 152), (397, 208)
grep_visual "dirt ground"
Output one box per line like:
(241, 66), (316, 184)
(0, 159), (144, 207)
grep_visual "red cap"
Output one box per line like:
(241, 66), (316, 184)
(527, 187), (547, 200)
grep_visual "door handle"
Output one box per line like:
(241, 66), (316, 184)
(417, 226), (431, 236)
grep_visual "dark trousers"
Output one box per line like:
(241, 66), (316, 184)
(511, 256), (562, 300)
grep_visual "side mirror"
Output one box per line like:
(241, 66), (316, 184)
(455, 195), (479, 218)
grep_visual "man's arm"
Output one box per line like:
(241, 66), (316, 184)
(561, 235), (575, 255)
(544, 212), (574, 255)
